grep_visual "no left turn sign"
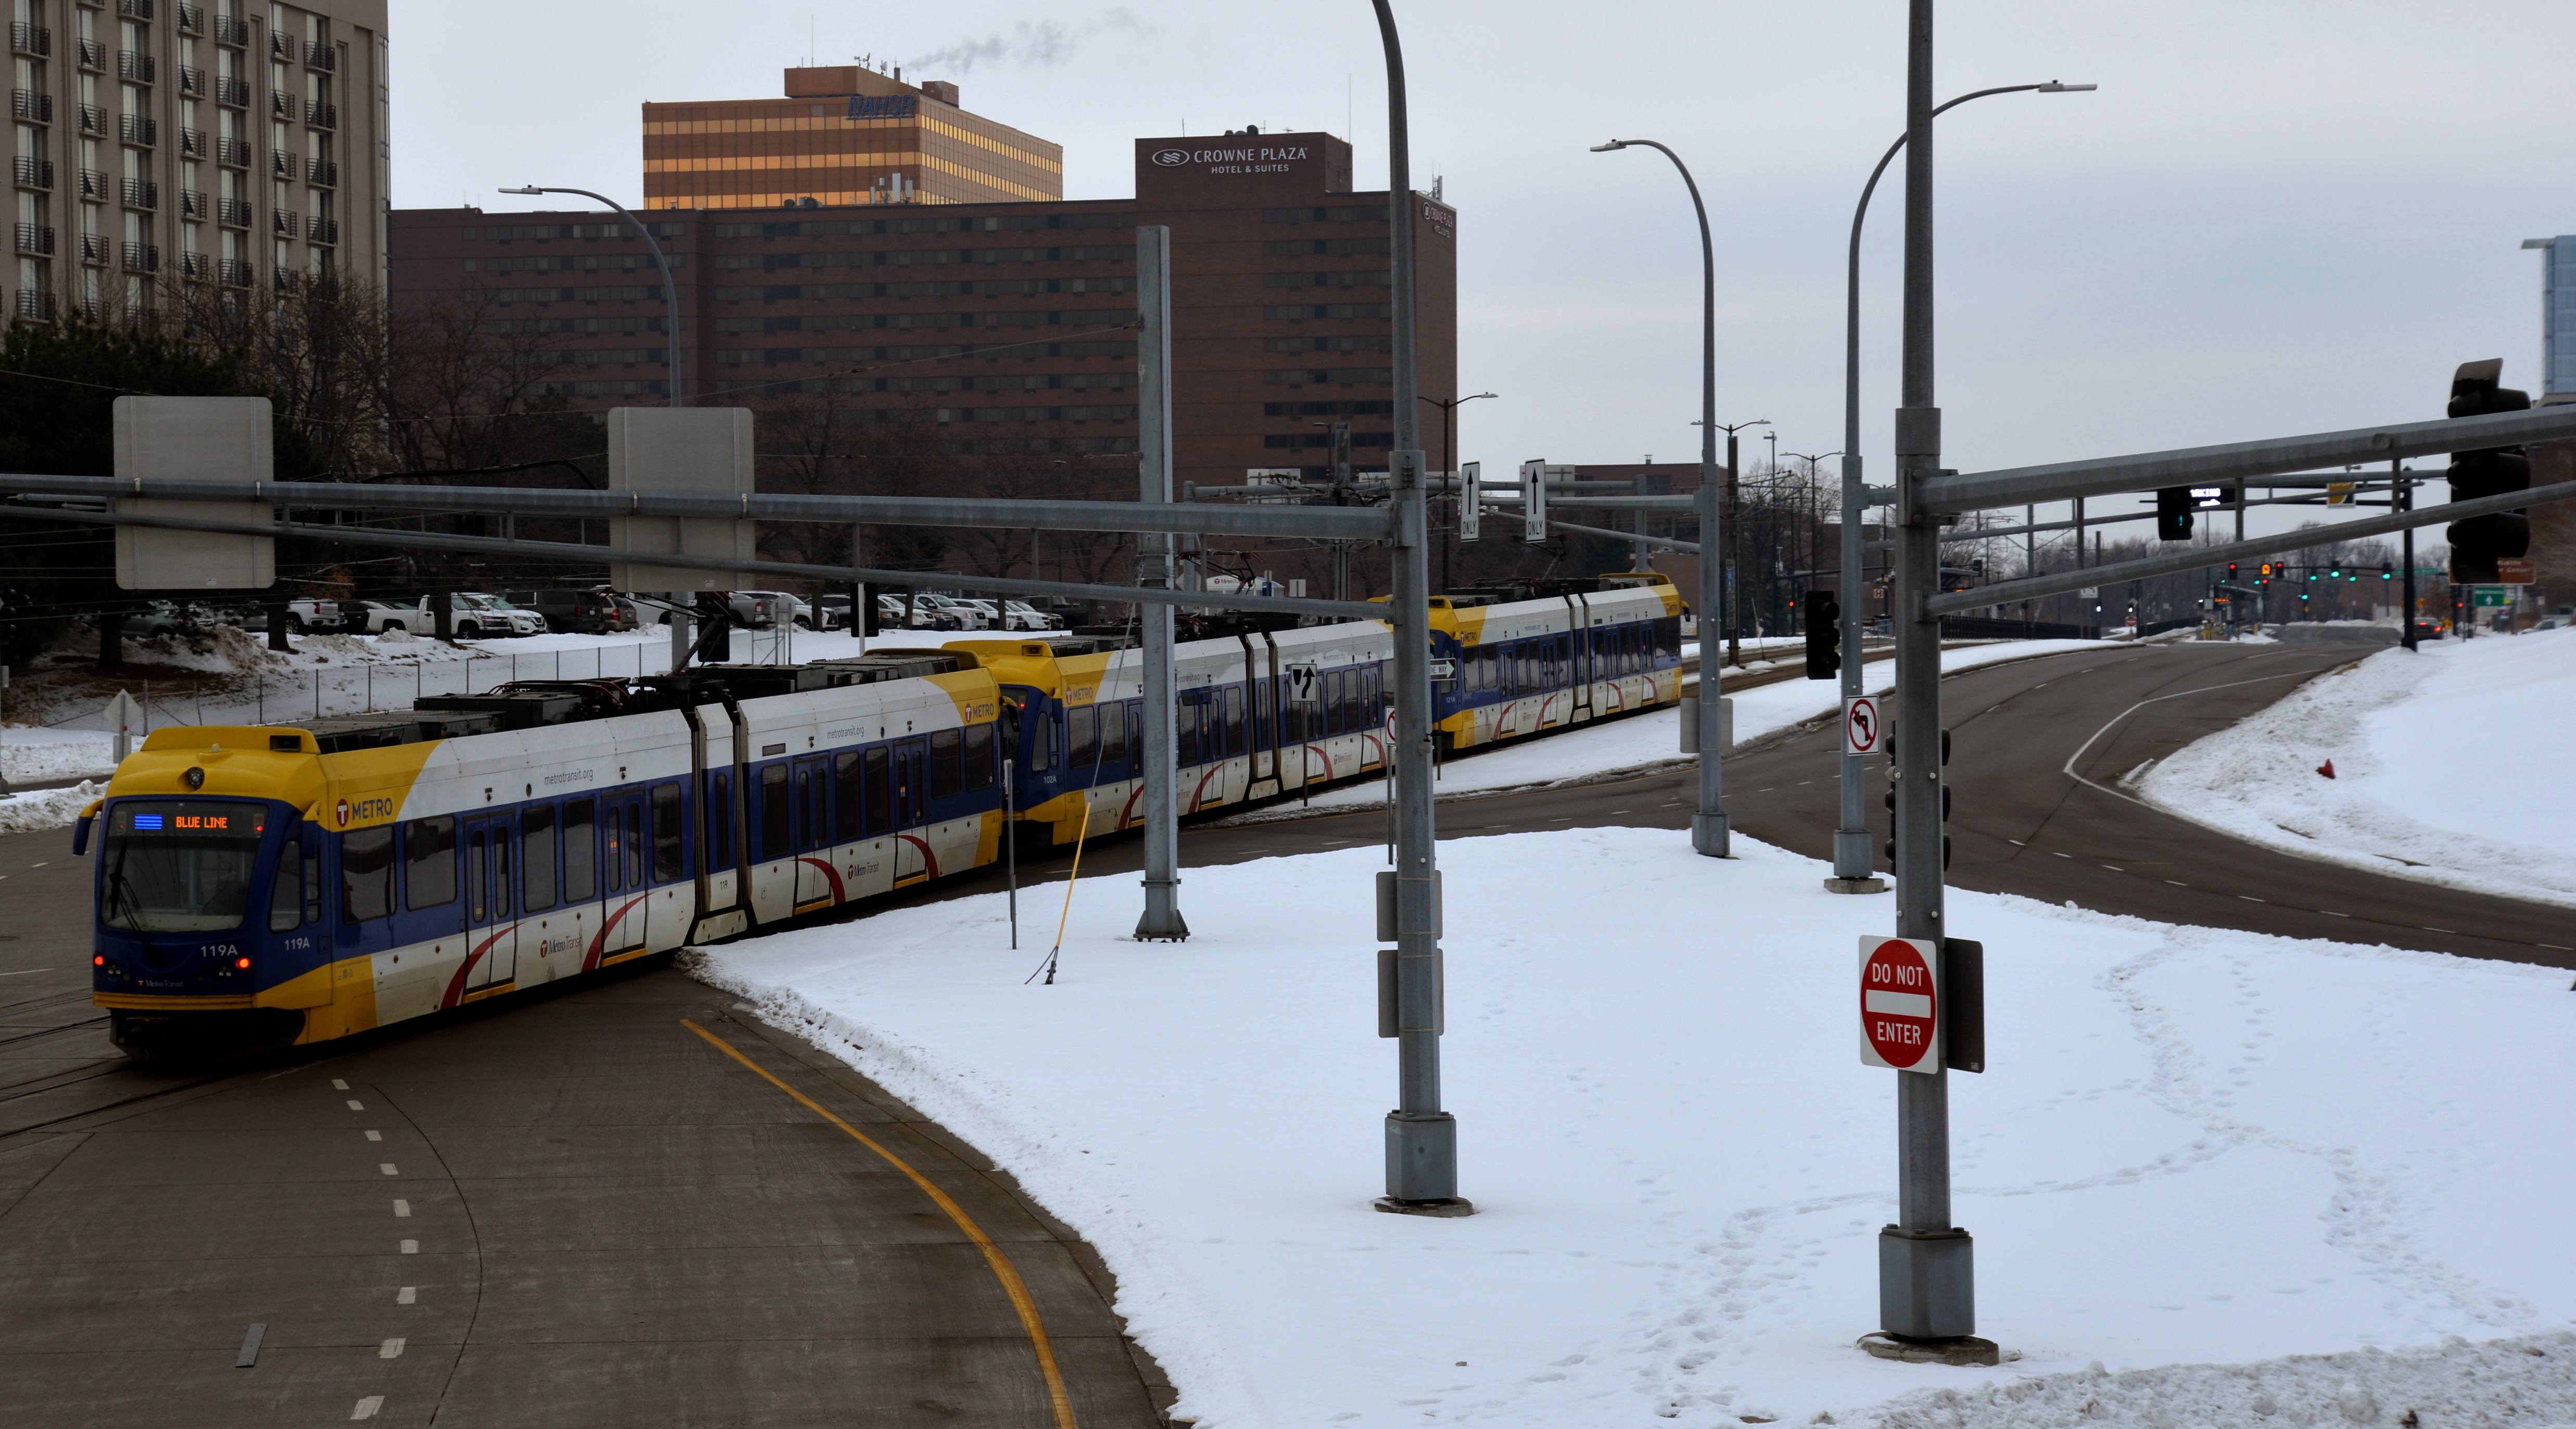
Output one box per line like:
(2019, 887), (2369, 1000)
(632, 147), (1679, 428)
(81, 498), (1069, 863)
(1859, 935), (1941, 1074)
(1843, 695), (1885, 756)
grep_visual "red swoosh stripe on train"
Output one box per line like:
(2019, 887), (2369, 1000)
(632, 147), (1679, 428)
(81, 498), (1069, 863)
(795, 856), (848, 905)
(440, 923), (518, 1010)
(580, 894), (654, 974)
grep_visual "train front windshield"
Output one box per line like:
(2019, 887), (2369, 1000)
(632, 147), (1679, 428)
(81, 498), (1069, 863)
(99, 800), (273, 934)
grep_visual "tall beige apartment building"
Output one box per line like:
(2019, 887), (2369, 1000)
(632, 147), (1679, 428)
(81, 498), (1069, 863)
(8, 0), (387, 322)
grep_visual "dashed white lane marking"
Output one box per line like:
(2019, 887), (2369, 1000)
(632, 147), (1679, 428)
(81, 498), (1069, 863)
(27, 861), (44, 868)
(2321, 911), (2351, 918)
(392, 1200), (411, 1218)
(1796, 780), (1813, 786)
(0, 968), (49, 978)
(2102, 865), (2124, 872)
(380, 1163), (398, 1177)
(345, 1100), (363, 1111)
(351, 1397), (383, 1421)
(2051, 852), (2071, 860)
(2542, 942), (2574, 951)
(2423, 927), (2456, 935)
(2241, 896), (2266, 903)
(332, 1079), (348, 1090)
(2008, 839), (2025, 847)
(364, 1130), (382, 1142)
(378, 1338), (404, 1360)
(396, 1286), (416, 1305)
(399, 1239), (417, 1255)
(2166, 880), (2189, 887)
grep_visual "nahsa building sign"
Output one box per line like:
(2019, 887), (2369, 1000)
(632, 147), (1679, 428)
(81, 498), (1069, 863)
(1151, 144), (1312, 175)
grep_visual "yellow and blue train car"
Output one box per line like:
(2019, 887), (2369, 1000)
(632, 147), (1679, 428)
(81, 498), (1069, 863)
(80, 652), (1008, 1058)
(970, 571), (1686, 849)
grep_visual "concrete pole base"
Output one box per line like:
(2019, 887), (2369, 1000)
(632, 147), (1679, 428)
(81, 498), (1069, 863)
(1373, 1195), (1475, 1218)
(1384, 1110), (1460, 1203)
(1857, 1332), (2002, 1367)
(1823, 876), (1889, 895)
(1690, 813), (1732, 859)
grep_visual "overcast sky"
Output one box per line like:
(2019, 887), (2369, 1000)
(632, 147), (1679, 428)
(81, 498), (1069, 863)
(397, 0), (2576, 543)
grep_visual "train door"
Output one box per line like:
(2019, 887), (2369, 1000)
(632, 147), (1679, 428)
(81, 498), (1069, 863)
(892, 738), (931, 884)
(601, 790), (649, 955)
(1568, 597), (1595, 720)
(463, 815), (516, 991)
(1246, 637), (1279, 786)
(792, 756), (832, 912)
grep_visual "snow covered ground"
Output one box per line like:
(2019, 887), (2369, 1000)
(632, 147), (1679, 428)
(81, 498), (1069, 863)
(0, 726), (116, 786)
(2142, 627), (2576, 907)
(1278, 639), (2099, 812)
(696, 827), (2576, 1428)
(0, 780), (103, 837)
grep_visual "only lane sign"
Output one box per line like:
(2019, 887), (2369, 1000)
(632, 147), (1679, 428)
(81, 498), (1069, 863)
(1859, 935), (1941, 1074)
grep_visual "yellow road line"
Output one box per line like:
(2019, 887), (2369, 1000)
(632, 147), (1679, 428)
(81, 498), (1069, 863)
(679, 1018), (1078, 1429)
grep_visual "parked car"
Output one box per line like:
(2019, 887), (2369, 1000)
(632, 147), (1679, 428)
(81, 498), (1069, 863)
(726, 590), (815, 630)
(503, 590), (637, 635)
(918, 593), (989, 630)
(118, 600), (194, 640)
(416, 593), (546, 639)
(999, 599), (1066, 632)
(340, 600), (415, 634)
(813, 593), (855, 631)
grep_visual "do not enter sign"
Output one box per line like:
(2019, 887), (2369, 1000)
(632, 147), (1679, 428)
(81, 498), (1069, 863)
(1859, 936), (1941, 1074)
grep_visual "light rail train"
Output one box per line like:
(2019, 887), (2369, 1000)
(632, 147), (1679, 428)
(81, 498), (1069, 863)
(77, 574), (1683, 1058)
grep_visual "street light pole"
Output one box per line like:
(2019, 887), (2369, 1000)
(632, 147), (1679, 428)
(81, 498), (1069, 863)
(1828, 78), (2093, 891)
(1372, 0), (1465, 1217)
(499, 185), (682, 407)
(1590, 137), (1730, 857)
(1419, 391), (1496, 596)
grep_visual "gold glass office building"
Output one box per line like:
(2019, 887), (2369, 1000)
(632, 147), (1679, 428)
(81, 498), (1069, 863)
(642, 66), (1060, 211)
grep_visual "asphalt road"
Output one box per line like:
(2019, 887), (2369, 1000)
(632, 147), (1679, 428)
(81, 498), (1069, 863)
(0, 825), (1171, 1428)
(5, 636), (2568, 1425)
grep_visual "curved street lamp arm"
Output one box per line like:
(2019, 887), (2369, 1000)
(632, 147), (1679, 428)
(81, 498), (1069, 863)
(506, 183), (684, 407)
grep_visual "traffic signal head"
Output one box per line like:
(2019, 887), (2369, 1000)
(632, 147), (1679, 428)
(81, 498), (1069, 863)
(2446, 359), (2534, 584)
(860, 588), (882, 636)
(2227, 562), (2239, 579)
(2379, 562), (2393, 580)
(1802, 590), (1842, 680)
(2155, 487), (2195, 542)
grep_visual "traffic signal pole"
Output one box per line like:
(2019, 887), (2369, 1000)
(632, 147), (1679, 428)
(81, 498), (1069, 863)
(2399, 461), (2417, 651)
(1884, 0), (1975, 1348)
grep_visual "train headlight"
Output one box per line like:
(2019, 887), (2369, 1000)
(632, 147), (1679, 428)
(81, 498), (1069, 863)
(182, 766), (206, 790)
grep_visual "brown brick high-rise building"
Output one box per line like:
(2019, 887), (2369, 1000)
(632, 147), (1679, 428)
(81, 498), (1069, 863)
(391, 125), (1458, 489)
(643, 65), (1061, 211)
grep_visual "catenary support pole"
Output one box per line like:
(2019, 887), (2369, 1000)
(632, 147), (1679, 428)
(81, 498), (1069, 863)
(1885, 0), (1973, 1345)
(1134, 225), (1188, 942)
(1374, 0), (1464, 1216)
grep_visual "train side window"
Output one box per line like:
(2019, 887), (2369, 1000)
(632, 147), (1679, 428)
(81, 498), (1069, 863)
(759, 766), (791, 862)
(652, 784), (684, 884)
(522, 804), (559, 913)
(929, 729), (963, 800)
(863, 746), (892, 835)
(340, 826), (395, 925)
(1023, 700), (1054, 773)
(832, 752), (861, 837)
(495, 828), (515, 920)
(963, 723), (996, 791)
(564, 799), (598, 903)
(1101, 701), (1129, 764)
(1068, 706), (1098, 768)
(267, 856), (301, 933)
(703, 774), (730, 875)
(1223, 685), (1245, 755)
(402, 815), (456, 911)
(1128, 703), (1143, 763)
